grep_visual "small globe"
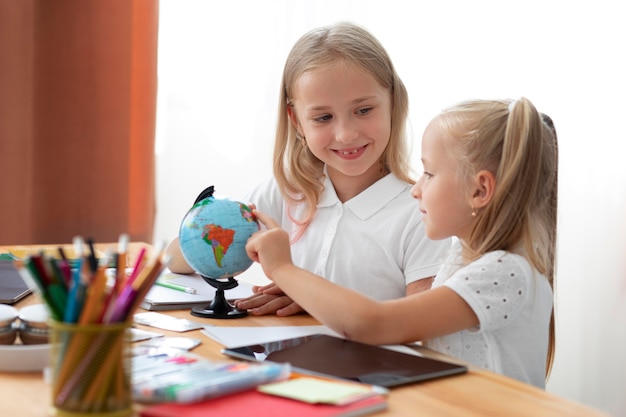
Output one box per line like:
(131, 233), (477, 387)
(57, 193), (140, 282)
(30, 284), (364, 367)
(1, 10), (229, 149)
(178, 192), (259, 279)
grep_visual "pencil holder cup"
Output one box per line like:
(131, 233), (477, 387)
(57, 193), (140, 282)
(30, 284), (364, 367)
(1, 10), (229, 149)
(48, 320), (133, 417)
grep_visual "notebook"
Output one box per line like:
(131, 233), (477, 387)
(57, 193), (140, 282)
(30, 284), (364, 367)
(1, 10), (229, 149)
(140, 271), (254, 311)
(139, 388), (387, 417)
(222, 334), (467, 388)
(0, 259), (33, 304)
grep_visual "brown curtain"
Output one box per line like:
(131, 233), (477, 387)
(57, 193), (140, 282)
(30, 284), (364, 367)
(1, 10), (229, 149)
(0, 0), (158, 245)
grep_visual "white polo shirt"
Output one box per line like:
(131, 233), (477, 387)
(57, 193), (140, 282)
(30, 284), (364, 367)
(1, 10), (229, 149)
(243, 172), (451, 300)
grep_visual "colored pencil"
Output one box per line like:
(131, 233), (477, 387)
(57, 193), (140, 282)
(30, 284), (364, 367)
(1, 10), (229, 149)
(15, 237), (167, 413)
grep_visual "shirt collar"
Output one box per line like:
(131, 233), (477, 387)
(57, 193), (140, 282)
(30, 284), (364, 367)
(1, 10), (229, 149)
(318, 166), (411, 220)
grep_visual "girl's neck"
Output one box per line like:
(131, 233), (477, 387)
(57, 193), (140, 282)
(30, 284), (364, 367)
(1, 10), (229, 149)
(459, 236), (526, 262)
(327, 164), (388, 202)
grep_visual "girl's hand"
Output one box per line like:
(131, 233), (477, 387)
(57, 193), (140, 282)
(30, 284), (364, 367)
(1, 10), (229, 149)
(245, 210), (294, 282)
(234, 284), (305, 316)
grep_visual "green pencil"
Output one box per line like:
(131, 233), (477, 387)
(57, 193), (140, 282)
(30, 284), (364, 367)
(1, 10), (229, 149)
(155, 280), (197, 294)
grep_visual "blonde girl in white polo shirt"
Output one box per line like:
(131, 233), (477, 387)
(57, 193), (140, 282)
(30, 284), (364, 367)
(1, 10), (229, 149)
(246, 97), (558, 388)
(167, 22), (450, 315)
(233, 22), (450, 315)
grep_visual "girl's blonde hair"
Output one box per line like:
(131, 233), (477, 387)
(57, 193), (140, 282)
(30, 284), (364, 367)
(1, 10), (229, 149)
(274, 22), (411, 238)
(435, 97), (558, 377)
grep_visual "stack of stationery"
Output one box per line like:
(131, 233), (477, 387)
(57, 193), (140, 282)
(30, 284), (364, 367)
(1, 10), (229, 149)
(132, 347), (291, 404)
(139, 374), (387, 417)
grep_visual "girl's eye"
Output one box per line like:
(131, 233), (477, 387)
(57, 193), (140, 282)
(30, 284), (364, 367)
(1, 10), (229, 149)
(313, 114), (332, 123)
(357, 107), (372, 115)
(423, 171), (433, 179)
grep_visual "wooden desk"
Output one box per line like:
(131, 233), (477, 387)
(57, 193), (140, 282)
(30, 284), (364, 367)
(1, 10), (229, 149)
(0, 244), (608, 417)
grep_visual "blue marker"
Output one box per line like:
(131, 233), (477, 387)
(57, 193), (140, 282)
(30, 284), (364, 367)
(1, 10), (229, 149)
(64, 259), (85, 323)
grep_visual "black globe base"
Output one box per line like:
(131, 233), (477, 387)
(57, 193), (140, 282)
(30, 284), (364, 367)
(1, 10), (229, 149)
(190, 276), (248, 319)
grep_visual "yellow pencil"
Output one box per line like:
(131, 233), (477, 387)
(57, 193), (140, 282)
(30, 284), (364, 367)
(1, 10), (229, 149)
(55, 255), (109, 402)
(78, 262), (108, 325)
(115, 234), (129, 295)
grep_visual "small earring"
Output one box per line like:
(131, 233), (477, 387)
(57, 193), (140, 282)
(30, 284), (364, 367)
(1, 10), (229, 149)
(471, 207), (477, 217)
(296, 132), (306, 147)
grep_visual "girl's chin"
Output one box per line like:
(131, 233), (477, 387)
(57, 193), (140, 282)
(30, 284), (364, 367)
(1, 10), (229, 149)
(424, 225), (445, 241)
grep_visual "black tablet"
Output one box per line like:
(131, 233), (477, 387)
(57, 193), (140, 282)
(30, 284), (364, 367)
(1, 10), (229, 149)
(221, 333), (467, 388)
(0, 260), (33, 305)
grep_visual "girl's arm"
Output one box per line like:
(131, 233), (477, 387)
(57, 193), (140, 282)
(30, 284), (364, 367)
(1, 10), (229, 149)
(165, 237), (195, 274)
(246, 210), (479, 345)
(406, 277), (434, 295)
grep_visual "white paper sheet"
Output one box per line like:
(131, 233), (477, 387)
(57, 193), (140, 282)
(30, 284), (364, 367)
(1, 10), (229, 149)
(201, 325), (341, 348)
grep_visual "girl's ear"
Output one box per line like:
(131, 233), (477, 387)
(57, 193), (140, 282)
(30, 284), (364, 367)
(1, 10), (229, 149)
(470, 170), (496, 210)
(287, 105), (300, 131)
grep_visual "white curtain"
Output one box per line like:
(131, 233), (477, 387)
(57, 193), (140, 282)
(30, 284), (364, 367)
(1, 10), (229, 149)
(154, 1), (626, 415)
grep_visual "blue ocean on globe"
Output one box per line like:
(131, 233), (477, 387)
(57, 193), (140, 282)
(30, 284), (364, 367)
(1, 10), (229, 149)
(178, 195), (259, 278)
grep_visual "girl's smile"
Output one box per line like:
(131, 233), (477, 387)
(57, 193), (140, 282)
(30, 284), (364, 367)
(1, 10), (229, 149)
(333, 145), (368, 159)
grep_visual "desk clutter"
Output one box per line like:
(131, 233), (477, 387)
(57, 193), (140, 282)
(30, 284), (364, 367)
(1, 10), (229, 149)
(7, 238), (387, 416)
(139, 387), (387, 417)
(0, 303), (50, 345)
(1, 241), (608, 417)
(130, 321), (388, 415)
(0, 303), (51, 373)
(132, 346), (291, 404)
(15, 235), (164, 324)
(14, 235), (167, 416)
(136, 348), (387, 417)
(0, 258), (34, 304)
(4, 239), (456, 417)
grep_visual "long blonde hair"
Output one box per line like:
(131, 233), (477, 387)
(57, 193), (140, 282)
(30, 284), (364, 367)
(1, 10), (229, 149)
(435, 97), (558, 377)
(274, 22), (411, 238)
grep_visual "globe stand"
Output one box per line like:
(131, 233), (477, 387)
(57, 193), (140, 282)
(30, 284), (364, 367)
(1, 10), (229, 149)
(190, 276), (248, 319)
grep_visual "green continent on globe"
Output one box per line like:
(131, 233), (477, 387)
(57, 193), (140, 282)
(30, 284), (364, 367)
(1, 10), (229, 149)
(240, 204), (255, 222)
(202, 224), (235, 268)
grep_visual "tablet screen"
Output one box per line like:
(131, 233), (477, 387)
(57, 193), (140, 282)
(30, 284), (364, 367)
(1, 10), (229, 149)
(0, 260), (33, 305)
(222, 334), (467, 387)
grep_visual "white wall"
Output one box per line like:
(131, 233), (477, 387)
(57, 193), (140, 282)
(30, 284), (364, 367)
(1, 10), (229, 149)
(154, 1), (626, 415)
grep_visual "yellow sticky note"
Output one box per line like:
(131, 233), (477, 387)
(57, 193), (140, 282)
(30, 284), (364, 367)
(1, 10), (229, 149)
(258, 377), (376, 405)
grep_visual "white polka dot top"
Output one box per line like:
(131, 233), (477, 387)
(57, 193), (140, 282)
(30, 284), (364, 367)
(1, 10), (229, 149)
(425, 239), (553, 388)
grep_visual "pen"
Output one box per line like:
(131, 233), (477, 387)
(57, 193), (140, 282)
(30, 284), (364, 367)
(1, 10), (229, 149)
(115, 233), (129, 295)
(126, 246), (146, 286)
(64, 260), (84, 323)
(155, 280), (197, 294)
